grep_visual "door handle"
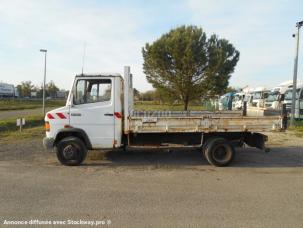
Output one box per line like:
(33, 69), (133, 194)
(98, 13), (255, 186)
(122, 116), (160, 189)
(71, 113), (81, 116)
(104, 113), (114, 116)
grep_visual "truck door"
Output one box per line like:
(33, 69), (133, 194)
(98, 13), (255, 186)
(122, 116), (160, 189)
(69, 77), (115, 148)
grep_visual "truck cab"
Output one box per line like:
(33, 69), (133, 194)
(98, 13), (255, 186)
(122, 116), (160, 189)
(251, 87), (269, 108)
(265, 81), (293, 110)
(264, 88), (286, 110)
(232, 92), (245, 110)
(284, 83), (303, 119)
(44, 73), (125, 165)
(218, 92), (234, 111)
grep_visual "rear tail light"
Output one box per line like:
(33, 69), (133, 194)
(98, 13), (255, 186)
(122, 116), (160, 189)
(45, 121), (50, 132)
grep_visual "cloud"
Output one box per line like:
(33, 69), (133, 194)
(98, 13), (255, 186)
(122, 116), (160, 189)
(0, 0), (152, 90)
(185, 0), (302, 88)
(0, 0), (302, 92)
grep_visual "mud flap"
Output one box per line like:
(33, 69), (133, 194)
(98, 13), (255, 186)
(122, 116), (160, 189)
(244, 133), (270, 152)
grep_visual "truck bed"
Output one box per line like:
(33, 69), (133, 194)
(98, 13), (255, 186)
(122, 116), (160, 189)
(128, 110), (283, 133)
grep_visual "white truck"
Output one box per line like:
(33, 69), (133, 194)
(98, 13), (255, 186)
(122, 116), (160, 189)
(284, 83), (303, 119)
(232, 92), (245, 110)
(43, 67), (287, 167)
(250, 87), (270, 108)
(265, 81), (293, 110)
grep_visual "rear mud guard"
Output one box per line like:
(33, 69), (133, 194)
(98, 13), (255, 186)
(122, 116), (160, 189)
(244, 133), (269, 152)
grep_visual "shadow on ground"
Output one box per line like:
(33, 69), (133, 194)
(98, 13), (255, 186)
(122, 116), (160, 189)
(86, 145), (303, 168)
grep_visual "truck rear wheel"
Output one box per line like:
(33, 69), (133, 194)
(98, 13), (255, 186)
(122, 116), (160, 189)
(204, 138), (235, 167)
(55, 136), (87, 166)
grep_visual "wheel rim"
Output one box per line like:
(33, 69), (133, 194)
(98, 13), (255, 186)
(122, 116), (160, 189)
(62, 144), (79, 160)
(213, 145), (232, 163)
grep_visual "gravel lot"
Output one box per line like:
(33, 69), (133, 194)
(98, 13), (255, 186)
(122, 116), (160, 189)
(0, 132), (303, 227)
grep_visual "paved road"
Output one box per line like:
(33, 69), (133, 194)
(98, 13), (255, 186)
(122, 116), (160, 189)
(0, 107), (54, 119)
(0, 133), (303, 227)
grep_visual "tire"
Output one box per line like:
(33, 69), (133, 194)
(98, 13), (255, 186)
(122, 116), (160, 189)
(202, 137), (219, 158)
(55, 136), (87, 166)
(204, 137), (235, 167)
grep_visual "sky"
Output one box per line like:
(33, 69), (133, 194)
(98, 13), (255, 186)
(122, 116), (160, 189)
(0, 0), (302, 91)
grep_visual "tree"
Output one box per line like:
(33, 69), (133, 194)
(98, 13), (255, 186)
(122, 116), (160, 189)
(16, 81), (34, 97)
(133, 88), (141, 101)
(224, 86), (237, 94)
(154, 88), (176, 104)
(141, 90), (155, 101)
(142, 25), (240, 110)
(46, 81), (59, 98)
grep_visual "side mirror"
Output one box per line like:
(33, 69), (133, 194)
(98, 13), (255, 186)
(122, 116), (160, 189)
(279, 94), (285, 102)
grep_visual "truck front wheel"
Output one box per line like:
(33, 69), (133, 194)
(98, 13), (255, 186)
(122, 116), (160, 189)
(55, 136), (87, 166)
(204, 138), (235, 167)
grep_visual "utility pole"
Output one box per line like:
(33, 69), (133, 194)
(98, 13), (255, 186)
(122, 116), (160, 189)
(81, 42), (86, 75)
(290, 21), (303, 126)
(40, 49), (47, 116)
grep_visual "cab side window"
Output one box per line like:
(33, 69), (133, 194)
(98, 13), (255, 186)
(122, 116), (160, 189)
(74, 79), (112, 105)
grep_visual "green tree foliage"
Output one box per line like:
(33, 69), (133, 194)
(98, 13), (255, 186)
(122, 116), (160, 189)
(46, 81), (59, 98)
(16, 81), (34, 97)
(16, 81), (61, 98)
(133, 88), (141, 101)
(142, 25), (240, 110)
(224, 86), (237, 94)
(154, 88), (176, 104)
(141, 90), (155, 101)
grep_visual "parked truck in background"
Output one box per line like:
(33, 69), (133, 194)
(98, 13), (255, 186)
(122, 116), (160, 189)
(218, 92), (235, 111)
(265, 81), (293, 110)
(250, 87), (270, 108)
(232, 92), (245, 110)
(0, 83), (16, 98)
(284, 83), (303, 120)
(43, 67), (287, 167)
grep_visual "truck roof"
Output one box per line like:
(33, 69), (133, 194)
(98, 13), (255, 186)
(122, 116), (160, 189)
(75, 73), (122, 78)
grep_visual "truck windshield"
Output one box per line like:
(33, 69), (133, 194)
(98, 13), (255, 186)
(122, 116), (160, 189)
(266, 92), (279, 102)
(252, 92), (262, 99)
(285, 89), (300, 100)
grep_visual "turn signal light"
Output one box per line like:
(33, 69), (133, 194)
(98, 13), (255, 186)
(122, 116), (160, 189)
(45, 121), (50, 132)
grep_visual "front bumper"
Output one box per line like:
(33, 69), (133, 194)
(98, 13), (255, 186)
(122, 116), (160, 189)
(43, 137), (55, 151)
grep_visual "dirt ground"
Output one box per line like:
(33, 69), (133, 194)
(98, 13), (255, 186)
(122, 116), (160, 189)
(0, 131), (303, 227)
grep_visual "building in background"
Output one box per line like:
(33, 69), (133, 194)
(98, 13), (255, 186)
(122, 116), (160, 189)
(31, 91), (37, 98)
(56, 90), (68, 99)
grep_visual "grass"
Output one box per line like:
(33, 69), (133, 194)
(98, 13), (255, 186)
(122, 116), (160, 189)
(288, 120), (303, 137)
(0, 114), (45, 142)
(0, 115), (44, 132)
(0, 99), (65, 111)
(0, 126), (45, 143)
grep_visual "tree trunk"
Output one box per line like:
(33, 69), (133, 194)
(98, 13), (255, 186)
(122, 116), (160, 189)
(183, 95), (189, 111)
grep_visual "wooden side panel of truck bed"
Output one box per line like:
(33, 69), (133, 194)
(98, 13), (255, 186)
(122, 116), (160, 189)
(128, 115), (283, 133)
